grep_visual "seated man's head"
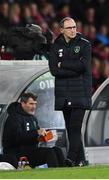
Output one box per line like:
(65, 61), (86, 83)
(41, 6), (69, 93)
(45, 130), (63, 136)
(20, 92), (37, 115)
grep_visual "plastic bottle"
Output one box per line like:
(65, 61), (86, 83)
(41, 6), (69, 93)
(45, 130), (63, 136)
(18, 156), (31, 170)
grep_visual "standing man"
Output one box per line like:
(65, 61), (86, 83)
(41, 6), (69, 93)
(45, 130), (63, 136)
(49, 17), (92, 166)
(2, 92), (64, 168)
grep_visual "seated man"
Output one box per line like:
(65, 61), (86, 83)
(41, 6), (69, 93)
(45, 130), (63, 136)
(2, 92), (65, 168)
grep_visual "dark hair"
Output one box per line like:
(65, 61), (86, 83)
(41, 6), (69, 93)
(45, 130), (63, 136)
(20, 92), (37, 103)
(59, 17), (73, 28)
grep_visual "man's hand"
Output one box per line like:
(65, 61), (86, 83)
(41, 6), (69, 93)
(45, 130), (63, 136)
(37, 128), (47, 136)
(58, 62), (61, 68)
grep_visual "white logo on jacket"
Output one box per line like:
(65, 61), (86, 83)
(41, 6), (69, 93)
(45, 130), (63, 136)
(58, 49), (63, 57)
(26, 122), (30, 131)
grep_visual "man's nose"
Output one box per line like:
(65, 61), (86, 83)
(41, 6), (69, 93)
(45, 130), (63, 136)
(33, 104), (37, 108)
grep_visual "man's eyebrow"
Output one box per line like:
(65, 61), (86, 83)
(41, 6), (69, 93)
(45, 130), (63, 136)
(64, 26), (76, 29)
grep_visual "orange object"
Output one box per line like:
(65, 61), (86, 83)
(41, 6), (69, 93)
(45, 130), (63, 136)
(38, 131), (53, 142)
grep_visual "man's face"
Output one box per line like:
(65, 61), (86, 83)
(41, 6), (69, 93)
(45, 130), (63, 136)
(21, 97), (37, 115)
(61, 19), (77, 40)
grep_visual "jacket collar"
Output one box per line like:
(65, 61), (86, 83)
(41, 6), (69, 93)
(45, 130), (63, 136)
(55, 32), (81, 46)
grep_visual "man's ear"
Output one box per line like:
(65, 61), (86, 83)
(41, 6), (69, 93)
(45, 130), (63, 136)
(21, 101), (26, 107)
(60, 27), (64, 34)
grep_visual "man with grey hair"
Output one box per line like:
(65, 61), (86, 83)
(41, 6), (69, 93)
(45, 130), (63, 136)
(49, 17), (92, 166)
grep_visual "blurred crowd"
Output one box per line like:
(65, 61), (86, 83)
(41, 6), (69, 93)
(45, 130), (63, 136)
(0, 0), (109, 93)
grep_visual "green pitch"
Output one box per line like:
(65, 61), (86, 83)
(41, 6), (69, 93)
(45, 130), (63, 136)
(0, 166), (109, 179)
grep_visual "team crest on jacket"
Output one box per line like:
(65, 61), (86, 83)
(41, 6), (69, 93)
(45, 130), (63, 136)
(74, 46), (80, 53)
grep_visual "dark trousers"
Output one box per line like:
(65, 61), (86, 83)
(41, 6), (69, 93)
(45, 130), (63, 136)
(53, 146), (65, 167)
(26, 147), (65, 168)
(63, 107), (85, 164)
(3, 146), (65, 168)
(24, 147), (61, 168)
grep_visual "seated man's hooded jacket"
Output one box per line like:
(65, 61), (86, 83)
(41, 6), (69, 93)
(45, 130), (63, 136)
(2, 102), (40, 155)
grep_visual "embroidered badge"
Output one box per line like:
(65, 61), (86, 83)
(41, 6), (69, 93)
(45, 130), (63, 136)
(74, 46), (80, 53)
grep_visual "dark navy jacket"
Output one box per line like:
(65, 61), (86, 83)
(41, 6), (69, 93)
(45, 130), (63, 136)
(49, 33), (92, 110)
(2, 102), (40, 155)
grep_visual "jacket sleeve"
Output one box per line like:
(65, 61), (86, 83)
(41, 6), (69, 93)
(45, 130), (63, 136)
(61, 42), (91, 74)
(49, 45), (80, 78)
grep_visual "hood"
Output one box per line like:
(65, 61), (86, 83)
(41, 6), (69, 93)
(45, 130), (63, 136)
(54, 32), (83, 45)
(7, 102), (29, 116)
